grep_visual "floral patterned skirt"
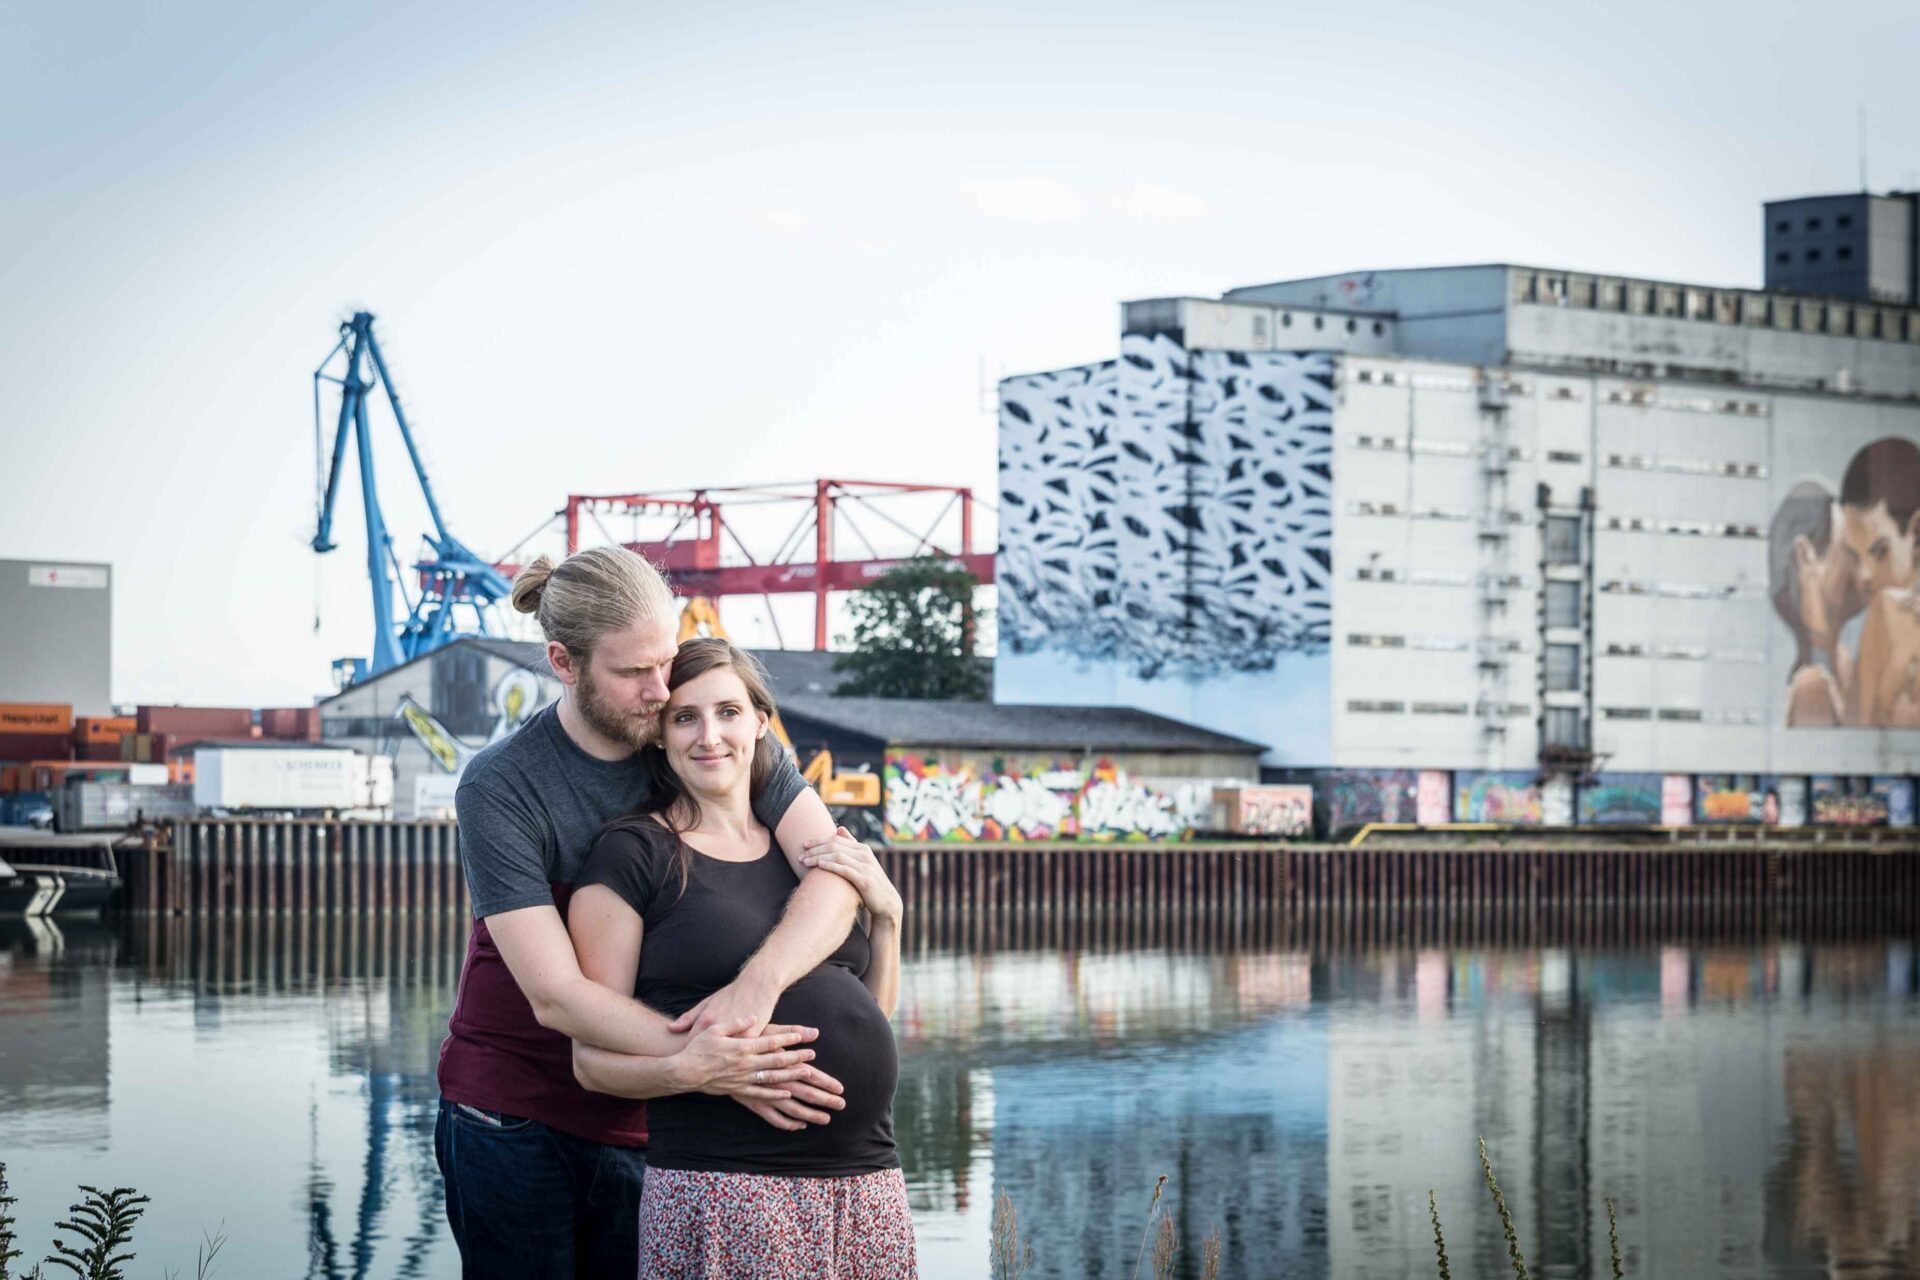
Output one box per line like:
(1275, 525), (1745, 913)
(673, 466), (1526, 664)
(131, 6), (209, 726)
(638, 1166), (917, 1279)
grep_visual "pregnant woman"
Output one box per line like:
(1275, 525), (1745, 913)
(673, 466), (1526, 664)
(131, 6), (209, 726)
(568, 638), (914, 1278)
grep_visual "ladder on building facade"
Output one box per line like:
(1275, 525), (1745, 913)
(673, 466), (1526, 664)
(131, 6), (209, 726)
(1474, 374), (1514, 766)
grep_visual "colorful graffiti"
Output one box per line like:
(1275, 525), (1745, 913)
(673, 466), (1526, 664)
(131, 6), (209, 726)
(1212, 785), (1312, 837)
(1577, 774), (1663, 825)
(1454, 772), (1544, 825)
(1696, 775), (1767, 824)
(1415, 771), (1451, 825)
(883, 754), (1235, 842)
(1324, 770), (1417, 833)
(1810, 777), (1890, 826)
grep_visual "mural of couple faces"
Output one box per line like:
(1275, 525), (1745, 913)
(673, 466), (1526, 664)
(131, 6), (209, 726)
(1771, 436), (1920, 728)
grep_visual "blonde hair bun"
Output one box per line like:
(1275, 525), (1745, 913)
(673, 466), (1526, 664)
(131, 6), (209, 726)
(510, 555), (555, 615)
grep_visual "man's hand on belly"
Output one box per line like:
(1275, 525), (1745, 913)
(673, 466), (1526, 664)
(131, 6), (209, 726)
(734, 1067), (848, 1131)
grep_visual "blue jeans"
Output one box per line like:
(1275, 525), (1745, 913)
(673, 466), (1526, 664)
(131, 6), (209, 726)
(435, 1099), (647, 1279)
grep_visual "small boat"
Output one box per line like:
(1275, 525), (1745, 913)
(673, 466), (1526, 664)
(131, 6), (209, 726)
(0, 833), (122, 918)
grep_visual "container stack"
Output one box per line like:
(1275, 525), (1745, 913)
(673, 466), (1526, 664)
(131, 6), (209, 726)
(0, 702), (330, 830)
(0, 702), (75, 825)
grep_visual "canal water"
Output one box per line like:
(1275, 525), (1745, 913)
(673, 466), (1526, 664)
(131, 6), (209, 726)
(1, 911), (1915, 1280)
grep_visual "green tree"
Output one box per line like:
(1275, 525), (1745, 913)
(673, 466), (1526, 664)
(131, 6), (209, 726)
(832, 558), (989, 699)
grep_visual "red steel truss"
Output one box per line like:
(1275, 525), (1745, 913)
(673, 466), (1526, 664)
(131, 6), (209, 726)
(563, 479), (990, 650)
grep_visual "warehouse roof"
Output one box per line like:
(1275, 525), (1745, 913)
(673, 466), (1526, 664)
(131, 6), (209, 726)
(750, 649), (992, 701)
(776, 694), (1264, 754)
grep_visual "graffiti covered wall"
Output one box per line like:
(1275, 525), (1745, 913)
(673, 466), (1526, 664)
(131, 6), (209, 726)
(995, 339), (1335, 764)
(884, 753), (1251, 842)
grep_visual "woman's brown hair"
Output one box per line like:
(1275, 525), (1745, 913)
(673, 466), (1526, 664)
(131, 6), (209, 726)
(605, 638), (785, 896)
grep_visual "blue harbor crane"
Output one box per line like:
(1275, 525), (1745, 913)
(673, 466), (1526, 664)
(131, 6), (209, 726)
(312, 311), (512, 686)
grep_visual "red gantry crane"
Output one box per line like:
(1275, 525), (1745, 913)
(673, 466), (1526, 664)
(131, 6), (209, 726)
(562, 479), (993, 650)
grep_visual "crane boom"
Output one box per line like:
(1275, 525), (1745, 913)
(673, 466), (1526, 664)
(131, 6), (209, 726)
(312, 311), (512, 685)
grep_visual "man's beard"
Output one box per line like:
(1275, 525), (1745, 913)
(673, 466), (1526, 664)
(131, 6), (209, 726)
(574, 665), (661, 751)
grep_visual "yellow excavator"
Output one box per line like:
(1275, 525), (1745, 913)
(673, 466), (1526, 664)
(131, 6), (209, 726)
(678, 597), (882, 810)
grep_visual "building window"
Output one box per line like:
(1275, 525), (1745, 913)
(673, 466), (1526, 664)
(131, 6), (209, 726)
(1774, 251), (1789, 264)
(1837, 214), (1852, 229)
(1807, 249), (1822, 263)
(1313, 315), (1325, 330)
(1372, 321), (1384, 335)
(1345, 318), (1357, 334)
(1628, 283), (1653, 315)
(1807, 217), (1822, 231)
(1545, 643), (1581, 692)
(1837, 245), (1853, 261)
(1545, 581), (1581, 629)
(1543, 707), (1584, 747)
(1774, 220), (1791, 233)
(1252, 313), (1268, 340)
(1830, 306), (1852, 336)
(1545, 515), (1582, 565)
(1281, 311), (1293, 328)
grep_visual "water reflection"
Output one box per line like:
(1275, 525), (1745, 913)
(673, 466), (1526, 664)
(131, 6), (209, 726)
(0, 913), (1914, 1279)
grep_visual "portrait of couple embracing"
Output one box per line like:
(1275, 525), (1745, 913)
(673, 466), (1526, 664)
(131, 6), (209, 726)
(431, 545), (915, 1278)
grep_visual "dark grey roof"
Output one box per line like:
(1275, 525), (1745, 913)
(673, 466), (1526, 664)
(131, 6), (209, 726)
(745, 649), (992, 701)
(775, 694), (1264, 754)
(465, 638), (554, 676)
(318, 636), (553, 707)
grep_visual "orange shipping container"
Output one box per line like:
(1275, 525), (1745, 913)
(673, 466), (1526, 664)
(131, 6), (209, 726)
(0, 765), (19, 793)
(74, 716), (136, 745)
(0, 703), (74, 735)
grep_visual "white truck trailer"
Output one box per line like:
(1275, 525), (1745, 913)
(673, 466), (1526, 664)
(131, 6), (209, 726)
(192, 748), (394, 815)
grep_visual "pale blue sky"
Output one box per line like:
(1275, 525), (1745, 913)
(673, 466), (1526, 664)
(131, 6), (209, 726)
(3, 1), (1914, 705)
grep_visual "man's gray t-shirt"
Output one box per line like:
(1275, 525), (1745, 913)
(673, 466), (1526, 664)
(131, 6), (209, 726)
(455, 701), (808, 917)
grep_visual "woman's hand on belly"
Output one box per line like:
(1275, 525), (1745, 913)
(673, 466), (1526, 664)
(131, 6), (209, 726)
(671, 1018), (826, 1102)
(733, 1068), (849, 1131)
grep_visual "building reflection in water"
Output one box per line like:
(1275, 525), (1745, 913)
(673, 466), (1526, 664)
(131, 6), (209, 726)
(0, 910), (1915, 1280)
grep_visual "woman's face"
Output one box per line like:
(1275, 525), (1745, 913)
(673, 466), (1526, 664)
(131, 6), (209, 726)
(661, 666), (767, 799)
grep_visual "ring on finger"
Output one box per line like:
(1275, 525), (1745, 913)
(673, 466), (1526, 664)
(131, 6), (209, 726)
(752, 1069), (765, 1085)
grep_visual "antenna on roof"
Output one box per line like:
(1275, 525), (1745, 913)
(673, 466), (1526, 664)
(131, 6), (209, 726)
(1858, 105), (1869, 192)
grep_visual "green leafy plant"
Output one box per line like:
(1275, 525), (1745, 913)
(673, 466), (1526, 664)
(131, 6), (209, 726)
(43, 1186), (149, 1280)
(0, 1163), (23, 1280)
(1129, 1174), (1168, 1280)
(1478, 1138), (1531, 1280)
(1427, 1189), (1451, 1280)
(832, 557), (989, 699)
(1606, 1197), (1623, 1280)
(989, 1192), (1032, 1280)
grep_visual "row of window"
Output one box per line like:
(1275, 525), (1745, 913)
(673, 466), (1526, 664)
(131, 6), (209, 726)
(1348, 501), (1533, 524)
(1776, 247), (1855, 265)
(1346, 700), (1531, 717)
(1513, 270), (1920, 343)
(1603, 388), (1769, 415)
(1599, 707), (1767, 726)
(1349, 566), (1533, 589)
(1601, 515), (1764, 539)
(1253, 311), (1388, 340)
(1346, 634), (1531, 654)
(1598, 579), (1765, 601)
(1601, 642), (1766, 663)
(1775, 214), (1852, 234)
(1603, 452), (1766, 479)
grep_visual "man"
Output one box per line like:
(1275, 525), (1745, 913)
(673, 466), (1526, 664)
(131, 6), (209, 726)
(1768, 480), (1861, 726)
(435, 546), (864, 1277)
(1838, 438), (1920, 727)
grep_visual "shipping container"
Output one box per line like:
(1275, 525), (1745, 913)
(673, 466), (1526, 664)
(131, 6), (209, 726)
(0, 733), (75, 762)
(259, 707), (321, 741)
(28, 761), (140, 792)
(74, 742), (124, 761)
(136, 706), (253, 738)
(193, 748), (386, 812)
(58, 781), (195, 831)
(0, 703), (74, 735)
(73, 715), (135, 745)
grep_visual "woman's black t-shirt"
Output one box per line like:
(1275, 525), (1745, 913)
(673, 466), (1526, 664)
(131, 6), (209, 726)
(573, 820), (899, 1177)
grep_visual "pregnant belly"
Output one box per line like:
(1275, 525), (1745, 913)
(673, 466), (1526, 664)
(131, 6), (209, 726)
(645, 965), (899, 1174)
(771, 968), (898, 1138)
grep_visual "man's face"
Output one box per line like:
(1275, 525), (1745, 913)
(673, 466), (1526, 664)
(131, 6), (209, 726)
(569, 617), (677, 750)
(1841, 501), (1919, 598)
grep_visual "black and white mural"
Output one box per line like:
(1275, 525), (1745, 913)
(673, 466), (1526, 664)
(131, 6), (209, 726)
(998, 335), (1335, 678)
(996, 335), (1335, 763)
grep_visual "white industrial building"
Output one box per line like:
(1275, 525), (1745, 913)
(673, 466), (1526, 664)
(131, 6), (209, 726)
(997, 194), (1920, 828)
